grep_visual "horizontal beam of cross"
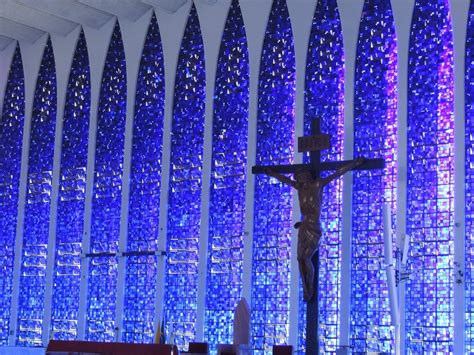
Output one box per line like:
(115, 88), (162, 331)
(252, 158), (385, 174)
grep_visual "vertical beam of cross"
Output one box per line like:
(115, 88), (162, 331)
(305, 118), (322, 354)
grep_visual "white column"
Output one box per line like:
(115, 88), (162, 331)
(8, 34), (49, 346)
(450, 1), (470, 353)
(77, 18), (116, 340)
(194, 0), (228, 341)
(42, 27), (82, 345)
(286, 0), (315, 348)
(0, 40), (18, 344)
(390, 0), (415, 352)
(113, 10), (151, 341)
(0, 42), (16, 111)
(337, 0), (364, 347)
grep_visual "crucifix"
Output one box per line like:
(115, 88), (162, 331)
(252, 118), (384, 354)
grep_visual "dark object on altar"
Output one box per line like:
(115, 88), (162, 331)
(272, 345), (293, 355)
(182, 341), (209, 354)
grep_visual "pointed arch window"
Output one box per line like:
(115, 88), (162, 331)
(50, 30), (90, 341)
(406, 0), (454, 352)
(251, 0), (296, 352)
(204, 0), (249, 350)
(0, 46), (25, 346)
(16, 38), (56, 347)
(301, 0), (345, 351)
(350, 0), (398, 352)
(85, 22), (127, 342)
(122, 13), (165, 344)
(163, 5), (206, 350)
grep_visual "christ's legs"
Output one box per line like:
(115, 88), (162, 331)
(297, 223), (320, 301)
(297, 254), (315, 301)
(298, 259), (310, 300)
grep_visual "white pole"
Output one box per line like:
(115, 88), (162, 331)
(382, 203), (400, 355)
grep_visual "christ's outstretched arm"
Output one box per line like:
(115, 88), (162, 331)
(264, 168), (297, 188)
(320, 157), (366, 186)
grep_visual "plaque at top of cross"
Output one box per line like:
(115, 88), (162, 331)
(252, 118), (384, 354)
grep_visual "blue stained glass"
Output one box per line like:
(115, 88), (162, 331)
(466, 0), (474, 352)
(406, 0), (454, 352)
(351, 0), (397, 353)
(204, 0), (249, 351)
(0, 45), (24, 346)
(301, 0), (344, 352)
(16, 38), (56, 347)
(251, 0), (295, 353)
(85, 21), (127, 342)
(50, 30), (90, 341)
(122, 13), (165, 344)
(163, 4), (205, 351)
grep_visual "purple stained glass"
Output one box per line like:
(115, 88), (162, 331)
(0, 45), (24, 346)
(122, 12), (165, 344)
(204, 0), (249, 350)
(16, 38), (56, 347)
(163, 4), (205, 351)
(301, 0), (344, 352)
(351, 0), (397, 353)
(466, 0), (474, 352)
(85, 21), (127, 342)
(406, 0), (454, 352)
(50, 30), (90, 341)
(251, 0), (295, 353)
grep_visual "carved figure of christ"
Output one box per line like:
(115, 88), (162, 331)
(252, 118), (384, 354)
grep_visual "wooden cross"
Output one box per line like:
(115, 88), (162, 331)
(252, 118), (384, 354)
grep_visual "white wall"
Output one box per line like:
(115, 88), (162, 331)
(0, 0), (470, 352)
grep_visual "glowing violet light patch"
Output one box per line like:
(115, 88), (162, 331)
(351, 0), (397, 353)
(466, 0), (474, 352)
(251, 0), (295, 353)
(122, 13), (165, 344)
(204, 0), (249, 351)
(50, 30), (90, 341)
(163, 4), (205, 351)
(301, 0), (344, 352)
(0, 45), (24, 346)
(85, 21), (127, 342)
(16, 38), (56, 347)
(406, 0), (454, 352)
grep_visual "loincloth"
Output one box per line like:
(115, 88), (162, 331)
(296, 221), (322, 258)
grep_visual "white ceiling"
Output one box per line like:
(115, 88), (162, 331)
(0, 0), (202, 50)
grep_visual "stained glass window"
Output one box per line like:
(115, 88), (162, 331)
(350, 0), (397, 353)
(301, 0), (344, 352)
(465, 0), (474, 351)
(204, 0), (249, 350)
(85, 21), (127, 342)
(251, 0), (295, 353)
(0, 45), (24, 346)
(122, 13), (165, 344)
(163, 4), (205, 351)
(50, 30), (90, 341)
(16, 38), (56, 347)
(406, 0), (454, 352)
